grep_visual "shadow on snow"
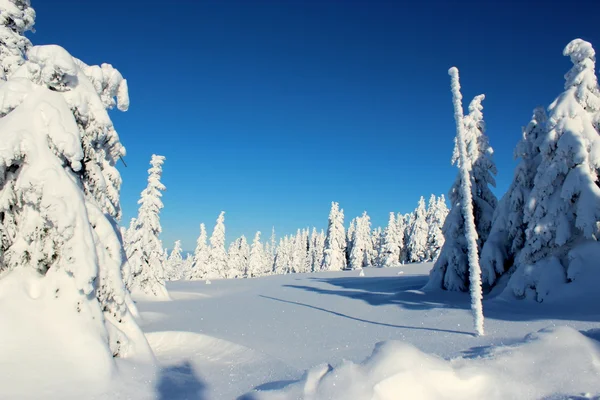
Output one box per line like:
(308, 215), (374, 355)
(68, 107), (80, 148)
(156, 361), (208, 400)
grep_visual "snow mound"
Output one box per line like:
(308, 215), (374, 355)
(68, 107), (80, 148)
(249, 326), (600, 400)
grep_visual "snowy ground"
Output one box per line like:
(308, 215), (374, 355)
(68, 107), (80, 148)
(134, 263), (600, 399)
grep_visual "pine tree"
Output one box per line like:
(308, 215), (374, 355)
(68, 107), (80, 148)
(371, 227), (383, 267)
(0, 4), (153, 373)
(190, 223), (209, 280)
(207, 211), (227, 279)
(401, 212), (413, 263)
(426, 195), (449, 261)
(427, 90), (497, 293)
(507, 39), (600, 301)
(381, 213), (400, 267)
(273, 237), (289, 275)
(126, 155), (169, 299)
(426, 67), (485, 335)
(322, 202), (346, 271)
(165, 240), (183, 281)
(0, 0), (34, 80)
(396, 213), (406, 264)
(480, 108), (547, 288)
(406, 197), (429, 263)
(346, 218), (356, 265)
(349, 212), (372, 270)
(248, 231), (265, 277)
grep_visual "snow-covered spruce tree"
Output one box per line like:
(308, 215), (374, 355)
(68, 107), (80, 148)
(380, 213), (401, 267)
(309, 227), (325, 272)
(248, 231), (265, 278)
(207, 211), (227, 279)
(0, 9), (153, 379)
(125, 155), (169, 299)
(0, 0), (34, 81)
(480, 108), (547, 288)
(371, 227), (383, 267)
(349, 212), (372, 270)
(406, 197), (429, 263)
(426, 195), (449, 261)
(346, 218), (356, 264)
(427, 67), (485, 335)
(505, 39), (600, 301)
(273, 236), (289, 274)
(427, 91), (497, 292)
(396, 213), (406, 264)
(401, 212), (413, 263)
(190, 223), (209, 280)
(165, 240), (183, 281)
(322, 202), (347, 271)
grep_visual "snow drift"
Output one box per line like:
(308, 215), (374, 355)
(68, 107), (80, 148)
(248, 326), (600, 400)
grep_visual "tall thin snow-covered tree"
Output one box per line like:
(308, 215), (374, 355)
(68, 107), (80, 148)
(427, 90), (497, 293)
(322, 202), (347, 271)
(165, 240), (183, 281)
(346, 218), (356, 264)
(349, 212), (372, 270)
(126, 155), (169, 299)
(506, 39), (600, 301)
(426, 195), (449, 261)
(401, 212), (413, 263)
(0, 3), (153, 382)
(406, 197), (429, 263)
(274, 236), (290, 275)
(190, 223), (209, 280)
(427, 67), (485, 336)
(208, 211), (227, 279)
(380, 213), (401, 267)
(396, 213), (406, 264)
(480, 108), (547, 288)
(309, 227), (326, 272)
(248, 231), (265, 278)
(371, 227), (383, 267)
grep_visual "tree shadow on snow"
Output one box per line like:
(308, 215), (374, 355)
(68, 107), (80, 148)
(156, 361), (208, 400)
(260, 295), (474, 336)
(286, 275), (600, 324)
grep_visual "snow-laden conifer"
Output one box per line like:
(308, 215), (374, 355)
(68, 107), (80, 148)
(190, 223), (209, 280)
(126, 155), (169, 299)
(406, 197), (429, 263)
(349, 212), (372, 270)
(0, 7), (154, 374)
(426, 195), (449, 261)
(380, 213), (401, 267)
(248, 231), (265, 277)
(0, 0), (34, 80)
(428, 67), (485, 335)
(427, 91), (497, 293)
(208, 211), (227, 279)
(506, 39), (600, 301)
(480, 108), (547, 288)
(322, 202), (346, 271)
(165, 240), (183, 281)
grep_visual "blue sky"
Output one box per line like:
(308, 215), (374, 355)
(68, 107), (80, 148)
(31, 0), (600, 250)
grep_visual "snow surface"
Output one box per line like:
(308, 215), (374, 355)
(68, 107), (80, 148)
(4, 263), (599, 399)
(135, 263), (599, 399)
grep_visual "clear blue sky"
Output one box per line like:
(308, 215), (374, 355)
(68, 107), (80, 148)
(30, 0), (600, 250)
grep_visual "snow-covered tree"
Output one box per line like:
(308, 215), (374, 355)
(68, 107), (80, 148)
(207, 211), (227, 279)
(480, 108), (547, 288)
(248, 231), (265, 277)
(274, 236), (290, 275)
(380, 213), (401, 267)
(506, 39), (600, 301)
(427, 89), (497, 293)
(322, 202), (346, 271)
(0, 0), (34, 80)
(396, 213), (406, 264)
(401, 212), (413, 263)
(349, 212), (372, 270)
(125, 155), (169, 299)
(371, 227), (383, 267)
(309, 228), (325, 272)
(427, 67), (485, 335)
(189, 223), (209, 280)
(227, 235), (249, 278)
(346, 218), (356, 264)
(164, 240), (183, 281)
(0, 4), (153, 376)
(406, 197), (429, 263)
(426, 195), (449, 261)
